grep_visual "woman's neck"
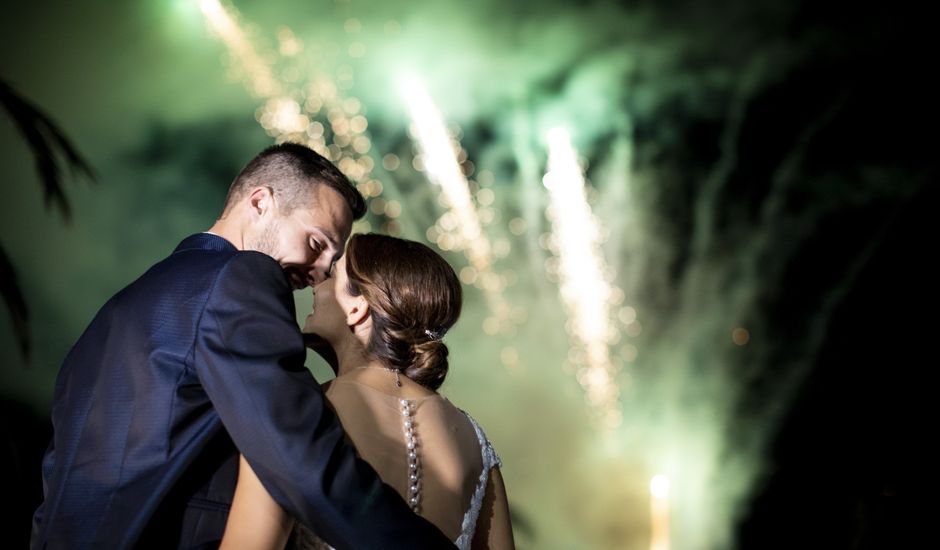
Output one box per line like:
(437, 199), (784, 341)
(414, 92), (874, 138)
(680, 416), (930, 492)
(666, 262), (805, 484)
(329, 338), (438, 399)
(330, 333), (381, 377)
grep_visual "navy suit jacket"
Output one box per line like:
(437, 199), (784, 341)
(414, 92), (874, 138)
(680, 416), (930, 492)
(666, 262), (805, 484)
(31, 233), (453, 549)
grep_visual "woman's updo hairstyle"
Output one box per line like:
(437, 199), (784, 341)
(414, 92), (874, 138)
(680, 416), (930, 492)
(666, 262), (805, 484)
(344, 233), (462, 390)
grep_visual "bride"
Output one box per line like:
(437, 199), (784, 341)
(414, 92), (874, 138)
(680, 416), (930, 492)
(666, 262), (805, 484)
(220, 233), (514, 549)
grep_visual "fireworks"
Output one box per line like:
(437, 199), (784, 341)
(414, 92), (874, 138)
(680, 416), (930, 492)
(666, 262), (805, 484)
(544, 127), (623, 428)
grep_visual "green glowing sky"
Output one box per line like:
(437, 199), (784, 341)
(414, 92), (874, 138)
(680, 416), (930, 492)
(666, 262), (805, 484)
(1, 1), (934, 548)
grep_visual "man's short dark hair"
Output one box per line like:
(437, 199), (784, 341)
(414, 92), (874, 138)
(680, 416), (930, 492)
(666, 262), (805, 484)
(222, 142), (366, 220)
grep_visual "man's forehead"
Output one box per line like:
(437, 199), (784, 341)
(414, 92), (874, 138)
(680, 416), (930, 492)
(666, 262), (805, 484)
(297, 191), (352, 230)
(313, 185), (354, 226)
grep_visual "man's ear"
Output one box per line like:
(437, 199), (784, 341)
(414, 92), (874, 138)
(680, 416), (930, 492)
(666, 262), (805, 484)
(246, 186), (276, 221)
(346, 296), (371, 328)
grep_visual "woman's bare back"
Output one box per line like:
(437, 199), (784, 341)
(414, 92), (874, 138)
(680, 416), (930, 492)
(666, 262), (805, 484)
(324, 367), (484, 541)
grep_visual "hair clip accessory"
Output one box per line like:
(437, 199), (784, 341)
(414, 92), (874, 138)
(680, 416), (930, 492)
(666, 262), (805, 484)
(424, 328), (446, 341)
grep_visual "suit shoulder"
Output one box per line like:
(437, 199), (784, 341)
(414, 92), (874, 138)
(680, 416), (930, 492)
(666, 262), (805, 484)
(216, 251), (287, 284)
(205, 250), (293, 305)
(163, 245), (281, 279)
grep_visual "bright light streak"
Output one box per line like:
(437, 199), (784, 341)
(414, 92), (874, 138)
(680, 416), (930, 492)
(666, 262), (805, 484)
(199, 0), (222, 17)
(401, 77), (513, 330)
(199, 0), (280, 98)
(650, 474), (670, 499)
(650, 474), (671, 550)
(400, 78), (490, 267)
(544, 127), (621, 426)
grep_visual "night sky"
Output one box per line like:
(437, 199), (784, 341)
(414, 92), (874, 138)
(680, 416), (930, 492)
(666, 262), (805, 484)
(1, 1), (935, 548)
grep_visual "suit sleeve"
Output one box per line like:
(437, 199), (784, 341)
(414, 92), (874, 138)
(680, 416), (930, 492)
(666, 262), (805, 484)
(193, 252), (453, 549)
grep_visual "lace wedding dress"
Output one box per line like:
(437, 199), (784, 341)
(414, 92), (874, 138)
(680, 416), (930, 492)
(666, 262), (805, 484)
(288, 376), (502, 549)
(453, 412), (502, 549)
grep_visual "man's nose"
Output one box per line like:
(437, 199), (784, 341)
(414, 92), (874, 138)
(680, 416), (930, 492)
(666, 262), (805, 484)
(308, 264), (329, 286)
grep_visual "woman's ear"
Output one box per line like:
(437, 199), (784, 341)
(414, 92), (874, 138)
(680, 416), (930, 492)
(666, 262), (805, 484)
(345, 296), (371, 328)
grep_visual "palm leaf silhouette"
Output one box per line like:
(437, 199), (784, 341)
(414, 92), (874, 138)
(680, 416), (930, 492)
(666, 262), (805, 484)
(1, 78), (95, 362)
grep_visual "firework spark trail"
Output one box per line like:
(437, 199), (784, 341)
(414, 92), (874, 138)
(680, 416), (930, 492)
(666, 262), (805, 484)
(198, 1), (400, 231)
(544, 127), (621, 427)
(199, 0), (280, 98)
(400, 77), (514, 329)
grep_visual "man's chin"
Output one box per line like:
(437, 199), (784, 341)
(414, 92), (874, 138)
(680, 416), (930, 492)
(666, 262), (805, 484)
(286, 272), (308, 290)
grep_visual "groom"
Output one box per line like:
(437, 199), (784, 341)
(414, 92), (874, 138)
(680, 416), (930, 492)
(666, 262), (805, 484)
(31, 143), (453, 549)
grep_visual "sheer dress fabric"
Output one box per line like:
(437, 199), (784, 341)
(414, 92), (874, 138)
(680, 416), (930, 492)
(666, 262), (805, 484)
(289, 377), (501, 549)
